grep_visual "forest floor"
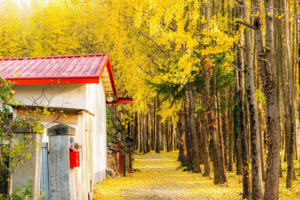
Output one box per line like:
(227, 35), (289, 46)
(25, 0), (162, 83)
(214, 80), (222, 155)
(94, 151), (300, 200)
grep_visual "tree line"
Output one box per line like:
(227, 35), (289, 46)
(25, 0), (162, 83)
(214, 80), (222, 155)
(0, 0), (300, 199)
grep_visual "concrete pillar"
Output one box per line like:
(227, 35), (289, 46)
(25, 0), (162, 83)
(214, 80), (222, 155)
(47, 124), (76, 200)
(12, 124), (42, 200)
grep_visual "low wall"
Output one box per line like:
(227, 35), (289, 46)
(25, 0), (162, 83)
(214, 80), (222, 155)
(107, 147), (119, 174)
(107, 144), (131, 175)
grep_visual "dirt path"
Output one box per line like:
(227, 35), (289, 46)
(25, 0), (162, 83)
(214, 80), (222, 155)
(94, 151), (243, 200)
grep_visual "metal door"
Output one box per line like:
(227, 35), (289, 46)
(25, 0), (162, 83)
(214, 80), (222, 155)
(40, 142), (50, 200)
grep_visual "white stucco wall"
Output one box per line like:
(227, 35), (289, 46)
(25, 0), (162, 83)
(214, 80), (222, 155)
(13, 84), (87, 111)
(86, 81), (107, 183)
(12, 81), (107, 199)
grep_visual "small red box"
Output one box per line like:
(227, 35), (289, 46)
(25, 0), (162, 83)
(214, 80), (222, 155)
(69, 147), (80, 168)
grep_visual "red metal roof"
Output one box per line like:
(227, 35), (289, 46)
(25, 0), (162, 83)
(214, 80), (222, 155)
(0, 54), (133, 104)
(0, 54), (110, 85)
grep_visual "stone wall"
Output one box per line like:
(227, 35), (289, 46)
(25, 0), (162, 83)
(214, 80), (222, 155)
(107, 147), (119, 174)
(11, 124), (43, 200)
(107, 146), (131, 175)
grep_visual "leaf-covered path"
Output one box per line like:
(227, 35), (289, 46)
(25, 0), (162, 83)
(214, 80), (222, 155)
(95, 151), (300, 199)
(94, 151), (245, 199)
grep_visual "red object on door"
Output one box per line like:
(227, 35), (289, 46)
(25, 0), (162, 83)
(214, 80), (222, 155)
(116, 144), (121, 173)
(69, 147), (80, 168)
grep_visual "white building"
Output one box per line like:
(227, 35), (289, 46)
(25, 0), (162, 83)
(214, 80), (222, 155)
(0, 54), (132, 200)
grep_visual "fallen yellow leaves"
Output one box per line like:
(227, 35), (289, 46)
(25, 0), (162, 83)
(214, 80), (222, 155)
(94, 151), (299, 199)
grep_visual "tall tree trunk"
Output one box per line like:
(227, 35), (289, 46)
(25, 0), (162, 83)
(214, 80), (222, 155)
(162, 122), (166, 151)
(242, 0), (264, 197)
(275, 0), (283, 178)
(235, 15), (250, 197)
(166, 118), (170, 152)
(178, 110), (188, 166)
(161, 123), (164, 151)
(245, 94), (251, 159)
(233, 87), (242, 175)
(140, 112), (143, 153)
(174, 124), (178, 151)
(258, 99), (266, 180)
(284, 0), (296, 187)
(292, 0), (298, 163)
(197, 116), (203, 165)
(234, 43), (242, 176)
(200, 103), (210, 177)
(152, 101), (156, 151)
(147, 109), (151, 152)
(184, 95), (193, 171)
(166, 122), (168, 151)
(135, 111), (138, 150)
(188, 89), (201, 173)
(143, 113), (147, 153)
(236, 135), (242, 175)
(254, 0), (280, 198)
(244, 81), (251, 160)
(165, 121), (168, 151)
(203, 0), (225, 184)
(216, 89), (227, 181)
(168, 118), (172, 152)
(171, 122), (175, 151)
(222, 100), (229, 167)
(156, 98), (161, 153)
(228, 86), (234, 172)
(130, 113), (134, 139)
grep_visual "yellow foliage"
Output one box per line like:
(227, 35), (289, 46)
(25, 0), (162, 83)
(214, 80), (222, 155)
(0, 0), (240, 121)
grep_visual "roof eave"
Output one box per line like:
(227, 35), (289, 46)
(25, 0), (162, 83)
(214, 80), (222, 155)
(106, 97), (133, 104)
(6, 76), (100, 85)
(105, 58), (118, 99)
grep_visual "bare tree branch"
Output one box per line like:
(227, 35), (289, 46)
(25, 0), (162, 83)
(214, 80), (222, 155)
(236, 21), (256, 30)
(251, 53), (267, 56)
(229, 63), (245, 73)
(293, 57), (300, 67)
(234, 42), (247, 50)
